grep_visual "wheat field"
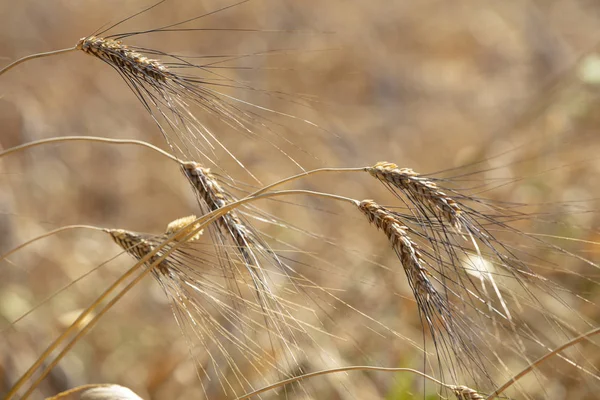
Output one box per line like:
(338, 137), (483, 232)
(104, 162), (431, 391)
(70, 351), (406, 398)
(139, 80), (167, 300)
(2, 1), (600, 399)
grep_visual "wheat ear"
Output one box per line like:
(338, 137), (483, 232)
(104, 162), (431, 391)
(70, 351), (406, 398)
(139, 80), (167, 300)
(77, 36), (172, 83)
(365, 162), (463, 229)
(358, 199), (441, 302)
(182, 163), (254, 255)
(250, 161), (463, 228)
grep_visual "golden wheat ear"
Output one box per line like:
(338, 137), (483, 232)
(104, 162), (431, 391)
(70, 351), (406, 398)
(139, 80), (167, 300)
(77, 36), (172, 84)
(181, 161), (278, 285)
(356, 199), (480, 377)
(365, 162), (463, 229)
(165, 215), (203, 241)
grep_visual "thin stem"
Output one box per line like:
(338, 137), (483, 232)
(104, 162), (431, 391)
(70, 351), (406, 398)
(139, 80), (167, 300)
(45, 384), (115, 400)
(486, 326), (600, 399)
(22, 260), (155, 399)
(3, 252), (125, 334)
(0, 225), (105, 264)
(236, 366), (446, 399)
(5, 252), (150, 399)
(0, 47), (77, 77)
(190, 189), (359, 232)
(0, 136), (182, 164)
(251, 167), (365, 196)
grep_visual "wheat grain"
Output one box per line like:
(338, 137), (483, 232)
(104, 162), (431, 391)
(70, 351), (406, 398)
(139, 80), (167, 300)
(165, 215), (204, 241)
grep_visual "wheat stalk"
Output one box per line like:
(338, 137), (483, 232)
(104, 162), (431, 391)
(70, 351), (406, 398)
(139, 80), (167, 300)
(356, 199), (481, 379)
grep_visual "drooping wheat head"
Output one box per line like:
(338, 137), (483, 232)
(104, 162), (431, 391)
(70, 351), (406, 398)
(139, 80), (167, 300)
(75, 30), (310, 178)
(357, 199), (488, 383)
(356, 162), (600, 393)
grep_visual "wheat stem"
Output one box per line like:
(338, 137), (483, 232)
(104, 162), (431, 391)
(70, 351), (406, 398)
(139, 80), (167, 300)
(250, 167), (365, 196)
(0, 47), (77, 77)
(486, 326), (600, 399)
(6, 255), (148, 398)
(21, 255), (157, 399)
(235, 365), (481, 399)
(0, 136), (182, 163)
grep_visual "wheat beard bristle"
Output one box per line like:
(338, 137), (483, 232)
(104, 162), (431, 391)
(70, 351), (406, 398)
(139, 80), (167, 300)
(77, 36), (171, 83)
(107, 229), (169, 274)
(358, 200), (468, 361)
(366, 162), (462, 229)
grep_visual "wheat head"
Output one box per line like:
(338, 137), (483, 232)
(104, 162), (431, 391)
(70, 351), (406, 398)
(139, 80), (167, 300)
(366, 161), (462, 229)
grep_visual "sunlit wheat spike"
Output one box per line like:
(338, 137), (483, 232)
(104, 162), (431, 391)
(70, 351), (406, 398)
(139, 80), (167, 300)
(77, 36), (172, 84)
(182, 162), (263, 272)
(366, 162), (462, 229)
(357, 200), (443, 306)
(357, 200), (477, 377)
(107, 229), (161, 263)
(74, 33), (305, 178)
(180, 162), (300, 353)
(451, 385), (484, 400)
(165, 215), (204, 242)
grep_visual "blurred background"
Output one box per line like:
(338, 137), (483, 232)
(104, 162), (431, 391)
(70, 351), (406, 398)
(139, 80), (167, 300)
(2, 0), (600, 399)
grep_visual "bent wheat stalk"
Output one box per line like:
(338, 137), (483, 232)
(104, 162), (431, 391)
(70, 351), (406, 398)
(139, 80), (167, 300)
(0, 47), (77, 76)
(0, 136), (182, 162)
(486, 326), (600, 399)
(235, 365), (483, 400)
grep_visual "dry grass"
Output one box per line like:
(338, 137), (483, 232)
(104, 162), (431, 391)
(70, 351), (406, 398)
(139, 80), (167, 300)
(2, 1), (600, 399)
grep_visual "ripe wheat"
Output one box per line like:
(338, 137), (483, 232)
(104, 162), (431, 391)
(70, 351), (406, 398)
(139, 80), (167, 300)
(2, 1), (600, 399)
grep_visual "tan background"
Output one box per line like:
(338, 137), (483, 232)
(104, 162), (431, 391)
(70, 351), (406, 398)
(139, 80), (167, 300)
(2, 0), (600, 399)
